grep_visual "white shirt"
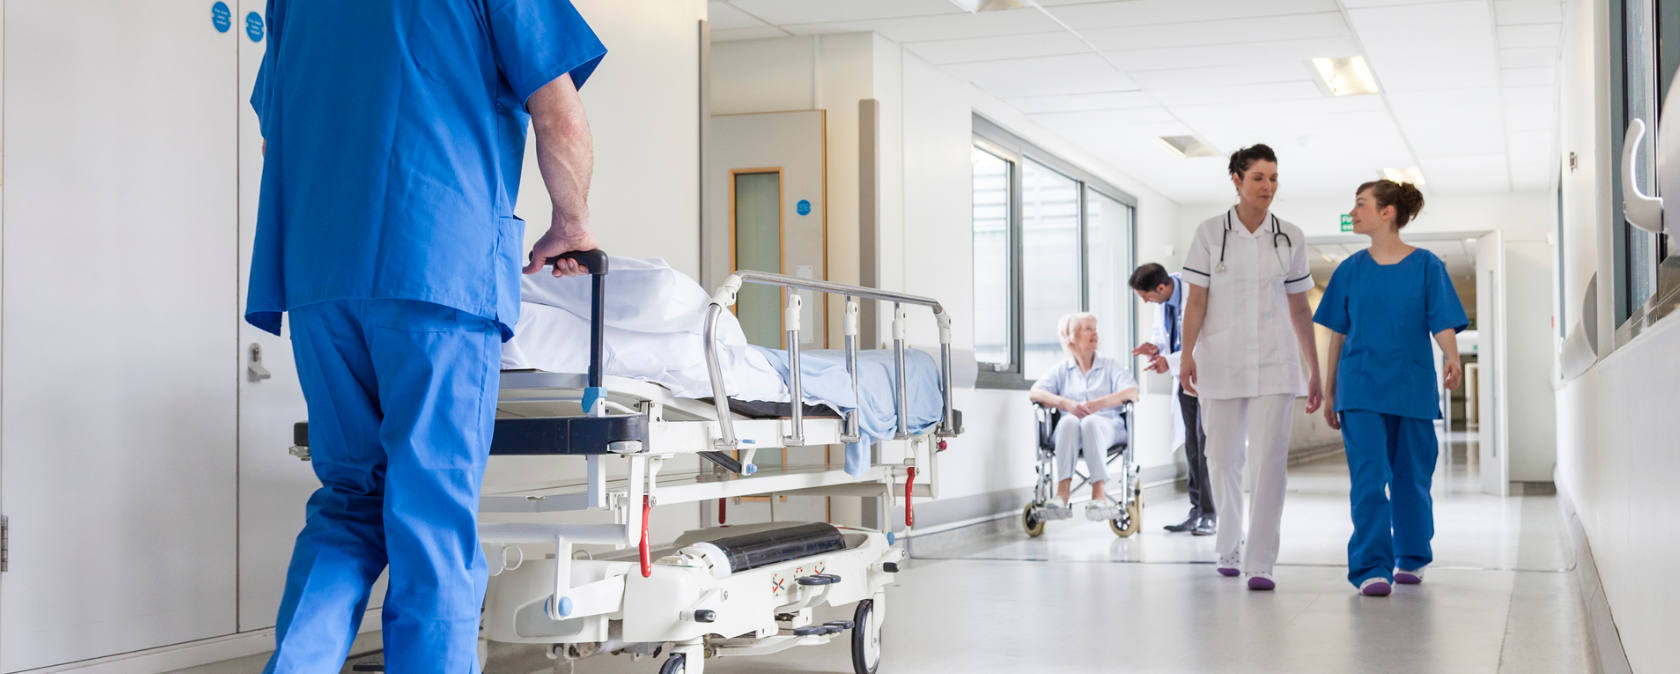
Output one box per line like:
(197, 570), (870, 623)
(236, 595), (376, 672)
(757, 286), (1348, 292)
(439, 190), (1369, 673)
(1180, 208), (1313, 401)
(1031, 354), (1138, 421)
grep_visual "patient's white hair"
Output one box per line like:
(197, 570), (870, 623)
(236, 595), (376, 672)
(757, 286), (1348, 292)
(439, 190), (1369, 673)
(1057, 312), (1098, 358)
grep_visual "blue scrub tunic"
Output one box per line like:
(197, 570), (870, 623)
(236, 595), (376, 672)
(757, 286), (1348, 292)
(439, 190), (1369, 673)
(1313, 249), (1468, 419)
(246, 0), (606, 340)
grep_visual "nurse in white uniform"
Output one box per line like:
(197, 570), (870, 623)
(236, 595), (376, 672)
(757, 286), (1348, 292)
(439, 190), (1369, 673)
(1178, 144), (1323, 591)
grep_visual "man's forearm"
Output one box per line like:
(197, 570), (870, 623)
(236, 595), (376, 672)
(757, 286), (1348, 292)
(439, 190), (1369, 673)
(529, 74), (594, 231)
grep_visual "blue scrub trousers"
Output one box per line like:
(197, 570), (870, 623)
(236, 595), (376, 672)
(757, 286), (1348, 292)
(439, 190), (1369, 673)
(267, 299), (501, 674)
(1339, 409), (1438, 588)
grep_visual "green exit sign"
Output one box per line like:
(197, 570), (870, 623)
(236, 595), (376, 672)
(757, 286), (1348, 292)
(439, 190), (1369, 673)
(1340, 214), (1353, 232)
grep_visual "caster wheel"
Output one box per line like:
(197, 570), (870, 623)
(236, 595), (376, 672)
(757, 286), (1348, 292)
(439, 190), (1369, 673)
(852, 599), (881, 674)
(1110, 494), (1143, 538)
(1022, 503), (1045, 537)
(659, 652), (687, 674)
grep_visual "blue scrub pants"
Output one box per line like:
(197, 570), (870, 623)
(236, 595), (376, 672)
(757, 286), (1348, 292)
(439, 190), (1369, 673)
(1339, 409), (1438, 588)
(266, 300), (501, 674)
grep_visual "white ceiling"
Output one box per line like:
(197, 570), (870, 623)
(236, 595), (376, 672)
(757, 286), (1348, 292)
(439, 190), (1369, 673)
(708, 0), (1563, 203)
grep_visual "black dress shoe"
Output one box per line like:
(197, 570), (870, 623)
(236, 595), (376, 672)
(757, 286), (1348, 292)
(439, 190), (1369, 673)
(1192, 516), (1216, 536)
(1163, 512), (1199, 533)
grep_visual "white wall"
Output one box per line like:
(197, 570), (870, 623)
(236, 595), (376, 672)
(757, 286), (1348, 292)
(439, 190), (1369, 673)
(1554, 0), (1680, 670)
(515, 0), (705, 278)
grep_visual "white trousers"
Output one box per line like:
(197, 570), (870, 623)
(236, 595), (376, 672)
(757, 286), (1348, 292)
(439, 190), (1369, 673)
(1051, 414), (1125, 485)
(1201, 393), (1294, 574)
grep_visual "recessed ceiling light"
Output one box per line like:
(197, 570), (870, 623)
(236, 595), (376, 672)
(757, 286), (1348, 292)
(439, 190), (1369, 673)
(1157, 135), (1221, 158)
(948, 0), (1028, 12)
(1381, 167), (1427, 185)
(1311, 56), (1380, 96)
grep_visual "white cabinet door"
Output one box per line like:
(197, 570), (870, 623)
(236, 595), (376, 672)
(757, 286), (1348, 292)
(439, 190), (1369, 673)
(0, 1), (239, 670)
(233, 0), (385, 632)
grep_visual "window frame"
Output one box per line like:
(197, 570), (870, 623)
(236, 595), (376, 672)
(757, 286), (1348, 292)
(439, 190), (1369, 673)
(1611, 0), (1680, 348)
(972, 115), (1139, 390)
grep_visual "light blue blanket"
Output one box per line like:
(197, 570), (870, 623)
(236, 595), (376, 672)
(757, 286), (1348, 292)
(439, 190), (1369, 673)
(749, 346), (946, 477)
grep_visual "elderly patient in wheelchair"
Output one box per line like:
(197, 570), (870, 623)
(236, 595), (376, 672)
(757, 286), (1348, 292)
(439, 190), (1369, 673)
(1027, 312), (1140, 523)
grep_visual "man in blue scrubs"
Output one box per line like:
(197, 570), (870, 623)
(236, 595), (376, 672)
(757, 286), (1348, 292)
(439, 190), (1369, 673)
(247, 2), (606, 670)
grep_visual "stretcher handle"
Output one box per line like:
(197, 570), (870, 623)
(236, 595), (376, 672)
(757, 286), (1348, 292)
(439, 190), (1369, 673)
(640, 494), (652, 578)
(545, 249), (608, 391)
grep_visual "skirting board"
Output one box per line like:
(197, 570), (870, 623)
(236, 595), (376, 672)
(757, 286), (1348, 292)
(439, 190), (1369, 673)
(1555, 483), (1633, 674)
(19, 611), (382, 673)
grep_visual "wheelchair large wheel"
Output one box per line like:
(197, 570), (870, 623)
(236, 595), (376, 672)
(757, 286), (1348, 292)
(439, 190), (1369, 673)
(1022, 503), (1046, 537)
(1109, 492), (1142, 538)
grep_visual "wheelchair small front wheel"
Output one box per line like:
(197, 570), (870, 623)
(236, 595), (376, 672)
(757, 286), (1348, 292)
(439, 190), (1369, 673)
(1110, 494), (1143, 538)
(1022, 503), (1046, 537)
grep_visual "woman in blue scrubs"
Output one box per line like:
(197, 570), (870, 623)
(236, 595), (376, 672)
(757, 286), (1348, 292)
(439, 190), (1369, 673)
(1314, 180), (1467, 597)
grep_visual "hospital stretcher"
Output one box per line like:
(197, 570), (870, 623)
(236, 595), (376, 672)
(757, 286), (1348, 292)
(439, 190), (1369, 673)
(288, 251), (962, 674)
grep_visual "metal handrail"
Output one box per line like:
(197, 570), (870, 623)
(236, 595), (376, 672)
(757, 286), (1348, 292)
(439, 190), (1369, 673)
(703, 272), (957, 467)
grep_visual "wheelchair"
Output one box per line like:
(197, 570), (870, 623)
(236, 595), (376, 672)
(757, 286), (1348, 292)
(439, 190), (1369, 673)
(1020, 402), (1142, 538)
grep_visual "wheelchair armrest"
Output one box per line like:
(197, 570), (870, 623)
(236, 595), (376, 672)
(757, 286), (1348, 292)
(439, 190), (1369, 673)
(1032, 402), (1060, 448)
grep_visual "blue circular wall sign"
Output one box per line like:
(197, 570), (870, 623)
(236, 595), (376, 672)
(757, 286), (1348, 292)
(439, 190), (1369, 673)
(245, 11), (265, 42)
(211, 2), (232, 32)
(796, 199), (812, 216)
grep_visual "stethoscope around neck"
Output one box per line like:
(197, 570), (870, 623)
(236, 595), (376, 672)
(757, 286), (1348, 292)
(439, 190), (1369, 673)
(1217, 210), (1293, 273)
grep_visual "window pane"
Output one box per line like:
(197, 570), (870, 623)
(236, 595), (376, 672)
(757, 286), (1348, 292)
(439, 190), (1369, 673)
(734, 171), (782, 348)
(1087, 189), (1134, 362)
(972, 147), (1012, 368)
(1022, 160), (1082, 378)
(1628, 0), (1661, 316)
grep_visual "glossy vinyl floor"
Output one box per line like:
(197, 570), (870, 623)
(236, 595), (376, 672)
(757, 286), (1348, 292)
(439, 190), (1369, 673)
(192, 440), (1592, 674)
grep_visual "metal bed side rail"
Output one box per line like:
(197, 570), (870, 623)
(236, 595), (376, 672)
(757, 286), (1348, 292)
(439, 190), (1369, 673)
(703, 271), (958, 463)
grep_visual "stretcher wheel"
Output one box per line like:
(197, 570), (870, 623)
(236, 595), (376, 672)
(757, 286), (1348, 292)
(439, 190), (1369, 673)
(1109, 493), (1143, 538)
(1021, 503), (1045, 538)
(851, 599), (881, 674)
(658, 652), (687, 674)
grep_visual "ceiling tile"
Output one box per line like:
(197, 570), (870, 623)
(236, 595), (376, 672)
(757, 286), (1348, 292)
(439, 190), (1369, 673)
(1030, 107), (1180, 128)
(1047, 0), (1341, 30)
(1080, 12), (1350, 51)
(1418, 154), (1511, 194)
(781, 8), (1058, 43)
(1497, 23), (1562, 49)
(1107, 36), (1361, 72)
(1387, 91), (1507, 156)
(1348, 1), (1501, 93)
(708, 2), (770, 30)
(942, 53), (1136, 97)
(1507, 129), (1556, 188)
(725, 0), (959, 25)
(905, 31), (1088, 65)
(1501, 66), (1556, 87)
(1501, 46), (1561, 68)
(1149, 81), (1327, 106)
(1504, 95), (1557, 132)
(1008, 90), (1161, 114)
(711, 25), (790, 42)
(1494, 0), (1564, 25)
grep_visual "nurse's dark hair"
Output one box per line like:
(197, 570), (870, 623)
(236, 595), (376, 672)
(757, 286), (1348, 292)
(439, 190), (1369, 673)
(1357, 179), (1426, 228)
(1129, 263), (1172, 292)
(1228, 144), (1278, 176)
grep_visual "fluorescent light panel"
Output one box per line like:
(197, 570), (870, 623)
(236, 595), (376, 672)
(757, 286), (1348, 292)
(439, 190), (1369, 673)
(1311, 56), (1380, 96)
(948, 0), (1029, 12)
(1381, 166), (1426, 185)
(1158, 135), (1221, 158)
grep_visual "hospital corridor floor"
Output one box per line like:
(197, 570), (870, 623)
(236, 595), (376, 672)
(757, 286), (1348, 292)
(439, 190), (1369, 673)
(192, 453), (1591, 674)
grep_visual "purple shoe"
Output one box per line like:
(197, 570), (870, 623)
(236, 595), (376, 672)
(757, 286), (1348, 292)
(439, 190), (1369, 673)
(1246, 574), (1275, 591)
(1395, 568), (1424, 585)
(1360, 578), (1392, 596)
(1218, 566), (1240, 577)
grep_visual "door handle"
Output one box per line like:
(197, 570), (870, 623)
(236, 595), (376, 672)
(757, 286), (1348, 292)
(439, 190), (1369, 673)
(247, 343), (272, 382)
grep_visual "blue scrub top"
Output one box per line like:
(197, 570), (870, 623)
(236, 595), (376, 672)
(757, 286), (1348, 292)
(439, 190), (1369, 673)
(1314, 249), (1469, 420)
(246, 0), (607, 340)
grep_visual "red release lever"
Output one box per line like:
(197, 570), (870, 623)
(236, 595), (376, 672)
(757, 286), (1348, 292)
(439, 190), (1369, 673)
(640, 495), (652, 578)
(718, 497), (727, 525)
(905, 466), (916, 528)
